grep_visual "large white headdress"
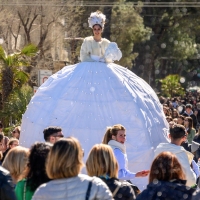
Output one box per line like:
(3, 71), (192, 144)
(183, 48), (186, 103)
(88, 11), (106, 29)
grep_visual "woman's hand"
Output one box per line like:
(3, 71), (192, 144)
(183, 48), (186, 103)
(135, 170), (150, 177)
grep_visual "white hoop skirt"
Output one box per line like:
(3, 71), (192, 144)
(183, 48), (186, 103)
(20, 61), (169, 189)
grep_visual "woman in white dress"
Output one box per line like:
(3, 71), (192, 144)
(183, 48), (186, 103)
(20, 11), (169, 189)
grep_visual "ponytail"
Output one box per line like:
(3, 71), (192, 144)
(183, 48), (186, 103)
(102, 127), (112, 144)
(102, 124), (125, 144)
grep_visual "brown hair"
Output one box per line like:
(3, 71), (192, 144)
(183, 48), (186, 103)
(163, 106), (170, 116)
(166, 116), (173, 122)
(149, 152), (185, 183)
(86, 144), (118, 178)
(102, 124), (125, 144)
(177, 115), (185, 125)
(172, 109), (179, 118)
(184, 116), (194, 133)
(46, 137), (84, 179)
(8, 138), (19, 147)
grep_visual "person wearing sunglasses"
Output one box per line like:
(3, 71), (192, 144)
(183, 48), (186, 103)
(12, 126), (21, 140)
(43, 126), (64, 145)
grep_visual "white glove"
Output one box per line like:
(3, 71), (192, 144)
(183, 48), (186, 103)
(99, 57), (105, 62)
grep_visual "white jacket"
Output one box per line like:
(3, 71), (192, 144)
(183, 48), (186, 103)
(32, 174), (113, 200)
(154, 143), (196, 187)
(80, 36), (110, 62)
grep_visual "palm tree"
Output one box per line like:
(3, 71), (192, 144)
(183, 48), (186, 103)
(0, 44), (37, 109)
(0, 85), (33, 127)
(160, 74), (185, 97)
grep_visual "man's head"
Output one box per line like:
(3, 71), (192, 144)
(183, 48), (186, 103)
(169, 124), (187, 145)
(185, 104), (192, 114)
(43, 126), (63, 144)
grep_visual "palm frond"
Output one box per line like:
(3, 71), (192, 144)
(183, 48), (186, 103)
(21, 44), (38, 57)
(13, 70), (29, 87)
(0, 45), (6, 61)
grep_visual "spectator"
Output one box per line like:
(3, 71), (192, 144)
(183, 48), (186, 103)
(166, 116), (173, 123)
(86, 144), (136, 199)
(102, 124), (149, 180)
(0, 122), (3, 135)
(15, 143), (52, 200)
(43, 126), (63, 144)
(172, 109), (179, 119)
(184, 117), (196, 144)
(0, 166), (17, 200)
(192, 130), (200, 162)
(177, 115), (185, 125)
(0, 150), (2, 165)
(195, 102), (200, 125)
(2, 146), (29, 183)
(172, 97), (178, 108)
(1, 138), (19, 163)
(0, 132), (9, 153)
(12, 126), (21, 139)
(173, 118), (178, 124)
(154, 124), (196, 187)
(163, 106), (170, 116)
(32, 137), (113, 200)
(169, 121), (175, 129)
(136, 152), (195, 200)
(191, 160), (200, 180)
(0, 134), (5, 153)
(183, 104), (197, 130)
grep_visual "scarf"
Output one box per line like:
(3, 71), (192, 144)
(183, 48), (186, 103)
(108, 140), (126, 154)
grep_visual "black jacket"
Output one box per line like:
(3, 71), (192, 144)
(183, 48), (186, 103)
(193, 190), (200, 200)
(193, 135), (200, 162)
(136, 179), (195, 200)
(0, 166), (16, 200)
(100, 177), (135, 200)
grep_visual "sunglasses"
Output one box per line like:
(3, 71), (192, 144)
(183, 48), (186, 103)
(52, 134), (64, 138)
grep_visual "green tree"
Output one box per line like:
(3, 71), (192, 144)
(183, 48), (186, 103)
(110, 1), (151, 68)
(130, 1), (200, 89)
(160, 74), (185, 97)
(0, 85), (33, 127)
(0, 44), (37, 110)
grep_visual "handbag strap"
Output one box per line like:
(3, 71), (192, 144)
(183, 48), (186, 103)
(112, 182), (121, 197)
(85, 180), (92, 200)
(23, 180), (27, 200)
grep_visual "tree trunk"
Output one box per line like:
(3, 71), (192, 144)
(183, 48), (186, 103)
(2, 66), (13, 106)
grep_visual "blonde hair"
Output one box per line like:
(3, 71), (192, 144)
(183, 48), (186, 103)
(15, 126), (21, 133)
(86, 144), (118, 178)
(2, 146), (29, 182)
(102, 124), (125, 144)
(46, 137), (84, 179)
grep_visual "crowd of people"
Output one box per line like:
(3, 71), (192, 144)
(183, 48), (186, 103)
(0, 122), (199, 199)
(160, 92), (200, 163)
(1, 9), (200, 200)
